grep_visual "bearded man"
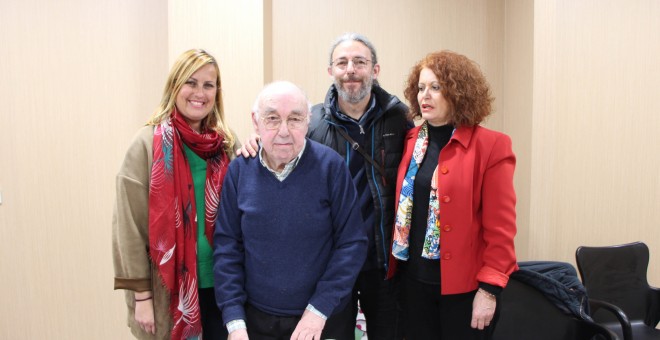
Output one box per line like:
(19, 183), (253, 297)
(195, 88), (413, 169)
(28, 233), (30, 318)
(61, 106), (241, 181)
(306, 32), (411, 340)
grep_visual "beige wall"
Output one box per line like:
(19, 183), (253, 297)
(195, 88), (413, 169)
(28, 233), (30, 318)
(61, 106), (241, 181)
(529, 0), (660, 270)
(0, 0), (167, 338)
(503, 0), (535, 267)
(168, 0), (266, 137)
(0, 0), (658, 337)
(270, 0), (505, 113)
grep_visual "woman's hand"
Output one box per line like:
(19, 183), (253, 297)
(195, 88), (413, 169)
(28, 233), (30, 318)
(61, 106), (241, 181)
(134, 292), (156, 334)
(470, 288), (496, 330)
(235, 133), (260, 158)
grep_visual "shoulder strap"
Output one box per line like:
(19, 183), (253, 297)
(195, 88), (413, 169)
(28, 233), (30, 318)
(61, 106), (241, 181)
(335, 127), (385, 178)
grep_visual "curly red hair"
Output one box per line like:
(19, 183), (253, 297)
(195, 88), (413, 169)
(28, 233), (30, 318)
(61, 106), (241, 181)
(404, 50), (493, 127)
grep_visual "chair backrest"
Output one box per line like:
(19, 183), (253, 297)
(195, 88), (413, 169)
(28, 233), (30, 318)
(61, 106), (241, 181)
(576, 241), (651, 323)
(493, 277), (617, 340)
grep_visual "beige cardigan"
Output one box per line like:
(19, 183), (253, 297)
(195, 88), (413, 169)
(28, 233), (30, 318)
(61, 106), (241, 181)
(112, 125), (239, 339)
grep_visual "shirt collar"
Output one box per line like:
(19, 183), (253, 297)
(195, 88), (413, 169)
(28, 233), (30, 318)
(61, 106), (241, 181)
(259, 140), (307, 181)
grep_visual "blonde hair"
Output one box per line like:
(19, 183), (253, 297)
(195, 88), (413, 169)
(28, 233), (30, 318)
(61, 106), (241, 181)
(147, 49), (234, 152)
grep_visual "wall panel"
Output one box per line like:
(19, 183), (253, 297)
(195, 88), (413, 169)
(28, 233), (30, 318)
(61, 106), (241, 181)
(168, 0), (266, 141)
(503, 0), (534, 260)
(0, 0), (167, 338)
(270, 0), (505, 119)
(531, 0), (660, 283)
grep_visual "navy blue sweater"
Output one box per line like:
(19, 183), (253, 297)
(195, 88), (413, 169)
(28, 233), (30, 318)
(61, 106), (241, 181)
(213, 139), (368, 325)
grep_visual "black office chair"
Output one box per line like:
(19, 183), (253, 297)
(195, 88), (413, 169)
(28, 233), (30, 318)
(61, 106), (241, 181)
(493, 276), (618, 340)
(576, 241), (660, 340)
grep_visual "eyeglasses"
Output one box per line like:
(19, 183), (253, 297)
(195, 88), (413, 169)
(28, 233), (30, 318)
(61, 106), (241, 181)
(331, 57), (371, 71)
(260, 115), (308, 130)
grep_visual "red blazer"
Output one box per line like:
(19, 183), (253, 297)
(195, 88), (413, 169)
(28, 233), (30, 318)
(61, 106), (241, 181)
(387, 125), (518, 294)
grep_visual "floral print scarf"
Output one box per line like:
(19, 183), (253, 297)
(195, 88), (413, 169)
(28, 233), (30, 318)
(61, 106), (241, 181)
(392, 122), (442, 261)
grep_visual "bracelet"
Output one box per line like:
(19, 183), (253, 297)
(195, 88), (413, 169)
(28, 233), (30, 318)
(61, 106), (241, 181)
(478, 288), (496, 301)
(135, 296), (153, 302)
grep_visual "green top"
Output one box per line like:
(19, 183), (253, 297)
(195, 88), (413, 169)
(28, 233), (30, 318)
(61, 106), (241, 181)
(183, 144), (215, 289)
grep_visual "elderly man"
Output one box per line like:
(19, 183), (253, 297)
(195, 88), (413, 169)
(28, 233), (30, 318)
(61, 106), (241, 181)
(214, 81), (368, 340)
(238, 34), (410, 339)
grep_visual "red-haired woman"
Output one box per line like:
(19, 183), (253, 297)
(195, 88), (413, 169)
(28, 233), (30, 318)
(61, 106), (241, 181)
(387, 50), (518, 339)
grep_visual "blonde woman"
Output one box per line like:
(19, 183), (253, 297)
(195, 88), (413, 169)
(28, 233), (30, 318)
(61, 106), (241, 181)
(113, 49), (238, 339)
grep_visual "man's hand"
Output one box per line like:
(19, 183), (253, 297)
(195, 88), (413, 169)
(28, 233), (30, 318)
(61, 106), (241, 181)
(291, 309), (326, 340)
(236, 133), (260, 158)
(228, 328), (249, 340)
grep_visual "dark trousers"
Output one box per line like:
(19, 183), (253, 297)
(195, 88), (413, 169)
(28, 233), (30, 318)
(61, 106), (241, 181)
(246, 303), (299, 340)
(199, 288), (228, 339)
(323, 269), (403, 340)
(245, 303), (352, 340)
(400, 276), (499, 340)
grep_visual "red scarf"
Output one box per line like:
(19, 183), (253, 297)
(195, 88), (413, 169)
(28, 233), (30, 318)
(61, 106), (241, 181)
(149, 110), (229, 339)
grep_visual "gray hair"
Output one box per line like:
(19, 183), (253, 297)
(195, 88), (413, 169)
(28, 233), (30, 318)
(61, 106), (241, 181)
(252, 81), (312, 117)
(328, 32), (378, 66)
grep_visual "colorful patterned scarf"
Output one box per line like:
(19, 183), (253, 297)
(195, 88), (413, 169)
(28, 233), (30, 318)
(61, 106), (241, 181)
(392, 122), (442, 260)
(148, 109), (229, 339)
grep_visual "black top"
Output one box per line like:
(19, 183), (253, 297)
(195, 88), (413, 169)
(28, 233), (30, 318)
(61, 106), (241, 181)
(405, 123), (453, 284)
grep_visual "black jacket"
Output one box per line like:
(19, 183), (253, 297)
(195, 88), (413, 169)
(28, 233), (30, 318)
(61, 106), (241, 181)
(513, 261), (592, 321)
(308, 84), (409, 274)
